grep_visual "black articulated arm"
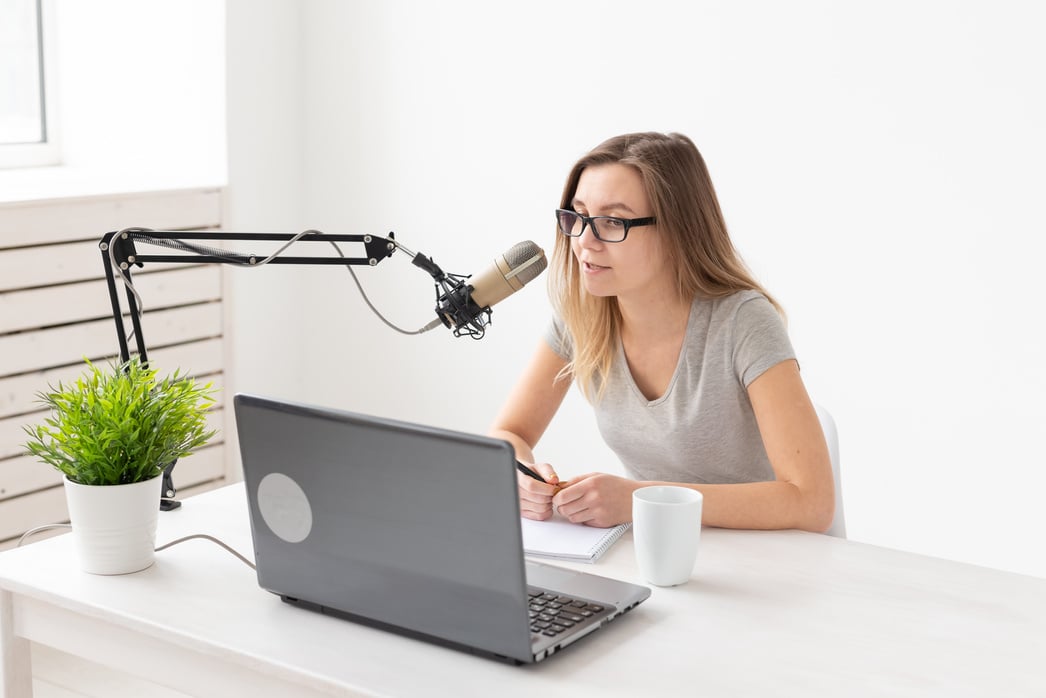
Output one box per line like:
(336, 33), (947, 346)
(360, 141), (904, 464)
(100, 229), (399, 364)
(99, 228), (402, 510)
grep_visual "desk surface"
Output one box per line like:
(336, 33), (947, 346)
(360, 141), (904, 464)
(1, 484), (1044, 697)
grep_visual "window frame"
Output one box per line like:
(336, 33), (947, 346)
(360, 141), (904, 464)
(0, 0), (60, 170)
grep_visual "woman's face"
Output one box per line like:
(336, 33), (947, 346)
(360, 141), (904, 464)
(570, 163), (671, 303)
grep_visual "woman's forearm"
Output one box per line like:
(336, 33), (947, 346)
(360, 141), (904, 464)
(647, 479), (833, 533)
(489, 428), (537, 465)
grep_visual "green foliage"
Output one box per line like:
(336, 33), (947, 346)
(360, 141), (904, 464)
(22, 357), (217, 486)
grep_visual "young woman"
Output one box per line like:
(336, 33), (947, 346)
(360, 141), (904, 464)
(489, 132), (834, 532)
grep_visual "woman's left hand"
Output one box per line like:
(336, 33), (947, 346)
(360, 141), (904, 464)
(552, 473), (642, 528)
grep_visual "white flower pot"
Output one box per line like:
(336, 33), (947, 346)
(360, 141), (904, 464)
(63, 474), (162, 575)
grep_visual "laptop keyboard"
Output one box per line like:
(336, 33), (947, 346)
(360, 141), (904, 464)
(527, 589), (606, 638)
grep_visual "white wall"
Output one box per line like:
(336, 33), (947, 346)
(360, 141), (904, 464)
(224, 0), (308, 403)
(54, 0), (226, 191)
(226, 0), (1046, 578)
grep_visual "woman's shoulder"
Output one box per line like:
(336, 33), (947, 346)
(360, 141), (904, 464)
(695, 289), (774, 317)
(543, 313), (573, 360)
(692, 290), (786, 342)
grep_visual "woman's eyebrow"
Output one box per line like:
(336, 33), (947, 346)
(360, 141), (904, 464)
(570, 198), (638, 215)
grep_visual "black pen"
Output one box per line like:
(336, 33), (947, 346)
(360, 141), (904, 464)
(515, 460), (548, 484)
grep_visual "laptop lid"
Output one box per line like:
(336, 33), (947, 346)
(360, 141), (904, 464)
(233, 392), (649, 664)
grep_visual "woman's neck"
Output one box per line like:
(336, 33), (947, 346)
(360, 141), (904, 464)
(617, 292), (692, 344)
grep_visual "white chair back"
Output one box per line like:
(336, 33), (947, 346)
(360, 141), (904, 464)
(814, 405), (846, 538)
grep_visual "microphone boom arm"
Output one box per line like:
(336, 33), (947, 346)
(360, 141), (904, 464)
(100, 228), (401, 510)
(101, 229), (399, 364)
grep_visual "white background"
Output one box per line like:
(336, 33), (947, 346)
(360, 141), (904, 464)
(31, 0), (1046, 578)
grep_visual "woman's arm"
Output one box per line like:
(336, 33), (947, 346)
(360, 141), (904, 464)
(554, 360), (835, 532)
(697, 359), (835, 531)
(488, 341), (573, 520)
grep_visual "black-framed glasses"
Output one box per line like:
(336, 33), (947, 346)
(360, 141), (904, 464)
(555, 208), (656, 243)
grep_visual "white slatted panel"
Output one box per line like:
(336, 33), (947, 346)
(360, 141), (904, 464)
(0, 265), (220, 330)
(0, 188), (229, 547)
(0, 188), (223, 246)
(0, 304), (223, 375)
(0, 488), (67, 546)
(0, 240), (215, 291)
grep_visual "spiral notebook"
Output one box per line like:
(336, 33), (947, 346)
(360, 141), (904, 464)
(520, 516), (630, 563)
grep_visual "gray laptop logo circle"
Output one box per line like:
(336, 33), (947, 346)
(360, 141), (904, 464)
(257, 472), (313, 543)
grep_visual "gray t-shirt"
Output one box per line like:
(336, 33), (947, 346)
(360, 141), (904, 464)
(545, 290), (795, 484)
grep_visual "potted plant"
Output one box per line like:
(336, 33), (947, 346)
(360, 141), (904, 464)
(23, 356), (216, 575)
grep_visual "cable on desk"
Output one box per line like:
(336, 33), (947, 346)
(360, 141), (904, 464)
(18, 525), (255, 571)
(154, 534), (256, 570)
(17, 523), (72, 547)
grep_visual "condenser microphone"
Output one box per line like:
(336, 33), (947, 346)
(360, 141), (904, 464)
(434, 240), (547, 337)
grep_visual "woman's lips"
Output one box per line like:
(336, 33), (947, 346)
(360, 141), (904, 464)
(583, 261), (609, 272)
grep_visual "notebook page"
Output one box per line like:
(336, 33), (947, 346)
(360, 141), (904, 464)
(520, 515), (630, 563)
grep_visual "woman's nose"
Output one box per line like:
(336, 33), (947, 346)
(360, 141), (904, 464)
(576, 223), (604, 248)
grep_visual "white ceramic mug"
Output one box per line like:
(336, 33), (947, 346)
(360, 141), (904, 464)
(632, 486), (703, 586)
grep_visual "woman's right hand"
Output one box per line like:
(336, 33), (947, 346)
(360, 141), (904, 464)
(517, 462), (561, 521)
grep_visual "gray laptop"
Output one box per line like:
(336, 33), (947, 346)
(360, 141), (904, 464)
(233, 392), (650, 665)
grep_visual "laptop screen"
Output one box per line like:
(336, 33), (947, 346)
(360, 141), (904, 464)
(234, 393), (535, 660)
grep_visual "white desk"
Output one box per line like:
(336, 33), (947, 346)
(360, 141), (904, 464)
(1, 484), (1044, 697)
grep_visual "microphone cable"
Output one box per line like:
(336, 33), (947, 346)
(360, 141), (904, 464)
(17, 524), (257, 571)
(331, 239), (443, 336)
(155, 533), (256, 570)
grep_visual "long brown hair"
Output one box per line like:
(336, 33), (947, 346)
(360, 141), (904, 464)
(549, 132), (781, 401)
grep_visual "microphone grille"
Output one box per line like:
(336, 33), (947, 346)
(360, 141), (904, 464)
(504, 240), (548, 285)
